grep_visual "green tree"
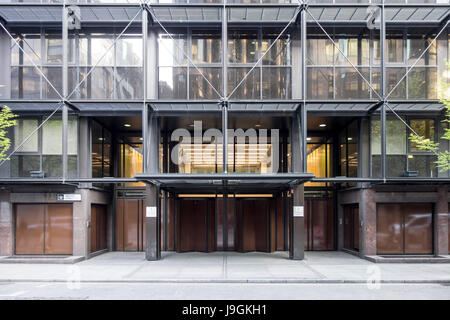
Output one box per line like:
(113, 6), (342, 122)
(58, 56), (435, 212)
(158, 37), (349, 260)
(0, 106), (17, 161)
(409, 64), (450, 172)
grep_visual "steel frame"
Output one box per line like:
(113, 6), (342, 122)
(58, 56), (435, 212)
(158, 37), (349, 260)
(0, 0), (449, 186)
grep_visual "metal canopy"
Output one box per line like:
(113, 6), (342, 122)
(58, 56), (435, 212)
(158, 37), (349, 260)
(5, 101), (445, 115)
(135, 172), (314, 192)
(307, 101), (445, 115)
(1, 4), (447, 25)
(0, 5), (142, 25)
(4, 101), (143, 115)
(307, 6), (450, 24)
(152, 7), (221, 24)
(149, 101), (300, 113)
(228, 7), (298, 24)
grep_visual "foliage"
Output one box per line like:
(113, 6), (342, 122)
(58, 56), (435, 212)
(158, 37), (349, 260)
(408, 63), (450, 172)
(0, 106), (17, 161)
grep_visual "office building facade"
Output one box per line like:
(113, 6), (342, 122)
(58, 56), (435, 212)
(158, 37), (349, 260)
(0, 0), (449, 261)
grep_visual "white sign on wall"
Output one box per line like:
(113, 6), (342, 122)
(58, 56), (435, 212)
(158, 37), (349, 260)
(146, 206), (157, 218)
(57, 193), (81, 201)
(293, 206), (304, 217)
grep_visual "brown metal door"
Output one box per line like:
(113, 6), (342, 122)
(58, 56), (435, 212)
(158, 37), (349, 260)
(91, 204), (107, 253)
(124, 200), (139, 251)
(239, 199), (269, 252)
(404, 204), (432, 254)
(116, 199), (144, 251)
(306, 199), (335, 251)
(377, 204), (404, 254)
(377, 204), (433, 255)
(178, 199), (208, 252)
(45, 204), (73, 255)
(15, 204), (73, 255)
(15, 204), (45, 254)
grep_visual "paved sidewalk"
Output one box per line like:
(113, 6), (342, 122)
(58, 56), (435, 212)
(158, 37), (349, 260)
(0, 251), (449, 284)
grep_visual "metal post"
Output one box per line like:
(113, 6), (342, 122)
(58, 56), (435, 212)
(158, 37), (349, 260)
(380, 2), (386, 181)
(222, 4), (227, 100)
(222, 101), (228, 173)
(142, 8), (149, 173)
(222, 5), (228, 174)
(301, 7), (307, 173)
(62, 4), (68, 181)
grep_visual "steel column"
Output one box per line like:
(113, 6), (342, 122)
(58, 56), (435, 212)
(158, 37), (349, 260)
(62, 4), (69, 181)
(222, 5), (228, 174)
(142, 8), (149, 174)
(301, 7), (307, 173)
(222, 101), (228, 173)
(380, 2), (387, 181)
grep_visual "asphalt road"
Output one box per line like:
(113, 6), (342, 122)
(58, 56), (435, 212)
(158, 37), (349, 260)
(0, 282), (449, 300)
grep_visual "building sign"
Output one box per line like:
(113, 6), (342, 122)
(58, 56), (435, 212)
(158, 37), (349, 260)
(293, 206), (304, 217)
(57, 194), (81, 201)
(146, 206), (157, 218)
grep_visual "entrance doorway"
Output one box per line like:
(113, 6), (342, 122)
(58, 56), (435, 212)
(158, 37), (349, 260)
(304, 198), (334, 250)
(168, 195), (284, 253)
(237, 199), (270, 252)
(116, 198), (145, 251)
(177, 198), (215, 252)
(343, 205), (359, 252)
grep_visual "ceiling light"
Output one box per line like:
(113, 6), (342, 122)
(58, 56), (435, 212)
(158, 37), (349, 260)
(139, 137), (143, 141)
(255, 124), (261, 127)
(319, 123), (326, 127)
(123, 124), (131, 128)
(306, 137), (311, 141)
(347, 137), (353, 141)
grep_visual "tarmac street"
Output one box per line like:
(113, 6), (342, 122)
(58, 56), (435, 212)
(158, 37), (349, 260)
(0, 282), (449, 300)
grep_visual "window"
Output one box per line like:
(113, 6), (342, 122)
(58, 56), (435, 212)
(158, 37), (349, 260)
(305, 137), (332, 187)
(227, 30), (291, 100)
(158, 31), (222, 100)
(371, 117), (436, 177)
(10, 33), (62, 99)
(92, 120), (112, 178)
(338, 119), (359, 187)
(307, 33), (373, 99)
(306, 30), (442, 100)
(119, 141), (144, 187)
(68, 34), (143, 100)
(10, 116), (78, 178)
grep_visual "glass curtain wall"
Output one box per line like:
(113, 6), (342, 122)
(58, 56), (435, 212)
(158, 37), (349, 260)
(11, 31), (63, 99)
(307, 29), (373, 99)
(306, 28), (442, 100)
(158, 30), (222, 100)
(305, 137), (332, 187)
(383, 30), (438, 99)
(9, 116), (78, 178)
(68, 31), (143, 100)
(157, 28), (291, 100)
(119, 141), (144, 186)
(162, 127), (288, 174)
(91, 120), (112, 178)
(228, 29), (291, 99)
(371, 116), (437, 177)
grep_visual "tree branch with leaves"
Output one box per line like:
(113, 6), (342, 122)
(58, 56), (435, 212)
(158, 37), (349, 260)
(0, 106), (17, 162)
(409, 63), (450, 172)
